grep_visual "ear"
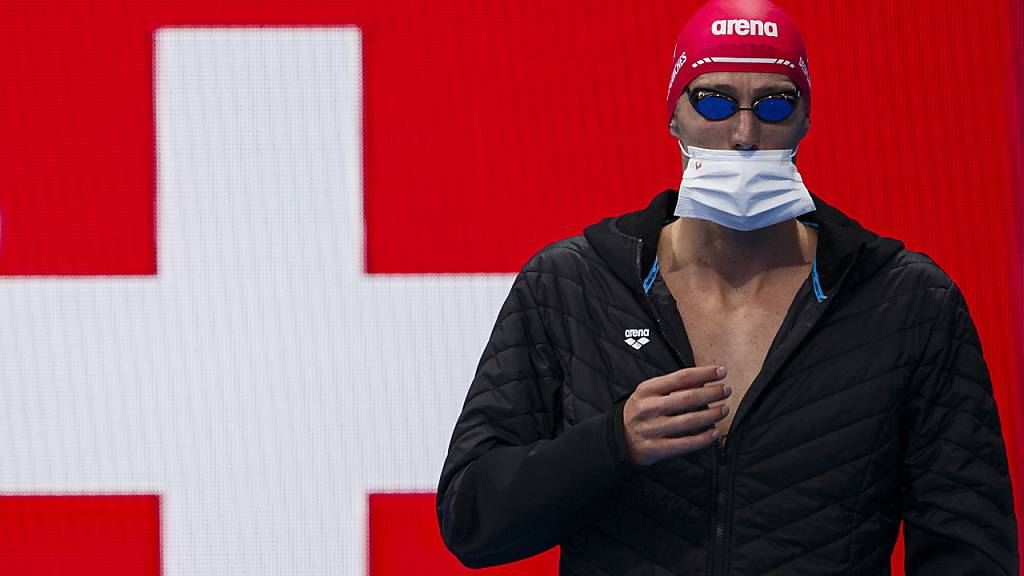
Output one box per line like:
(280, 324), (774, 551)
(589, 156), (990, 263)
(669, 119), (682, 139)
(795, 113), (810, 142)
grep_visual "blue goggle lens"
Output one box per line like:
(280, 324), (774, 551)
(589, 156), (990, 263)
(693, 94), (737, 121)
(753, 97), (796, 122)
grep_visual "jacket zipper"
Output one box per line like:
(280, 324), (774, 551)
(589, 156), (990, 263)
(634, 239), (688, 366)
(635, 239), (730, 574)
(712, 441), (730, 575)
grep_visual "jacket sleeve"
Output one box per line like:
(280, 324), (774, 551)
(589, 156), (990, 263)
(901, 281), (1020, 575)
(436, 263), (634, 569)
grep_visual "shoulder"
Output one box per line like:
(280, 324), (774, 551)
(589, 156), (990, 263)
(519, 235), (605, 279)
(510, 235), (626, 310)
(861, 246), (967, 329)
(885, 249), (954, 288)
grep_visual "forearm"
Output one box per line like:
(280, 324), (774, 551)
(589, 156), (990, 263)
(438, 399), (632, 568)
(902, 283), (1020, 574)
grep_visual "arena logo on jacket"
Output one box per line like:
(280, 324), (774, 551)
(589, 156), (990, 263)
(624, 328), (652, 349)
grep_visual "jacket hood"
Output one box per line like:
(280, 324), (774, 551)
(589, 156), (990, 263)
(583, 189), (905, 298)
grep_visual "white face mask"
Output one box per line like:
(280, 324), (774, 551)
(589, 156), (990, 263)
(674, 141), (816, 231)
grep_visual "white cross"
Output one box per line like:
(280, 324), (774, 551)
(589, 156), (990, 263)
(0, 28), (513, 575)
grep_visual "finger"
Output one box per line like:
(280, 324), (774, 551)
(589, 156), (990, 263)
(659, 383), (732, 416)
(645, 365), (727, 396)
(659, 405), (729, 438)
(651, 427), (719, 459)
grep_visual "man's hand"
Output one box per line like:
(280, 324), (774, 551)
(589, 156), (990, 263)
(622, 366), (731, 467)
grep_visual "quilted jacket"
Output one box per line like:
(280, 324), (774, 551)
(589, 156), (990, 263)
(437, 189), (1019, 575)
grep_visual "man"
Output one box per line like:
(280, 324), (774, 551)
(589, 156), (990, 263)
(437, 0), (1020, 573)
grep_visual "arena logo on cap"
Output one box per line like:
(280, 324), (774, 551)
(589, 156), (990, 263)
(711, 19), (778, 37)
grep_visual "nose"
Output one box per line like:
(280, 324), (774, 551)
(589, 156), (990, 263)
(731, 109), (760, 151)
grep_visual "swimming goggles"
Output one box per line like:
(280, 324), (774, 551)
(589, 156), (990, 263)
(686, 88), (800, 123)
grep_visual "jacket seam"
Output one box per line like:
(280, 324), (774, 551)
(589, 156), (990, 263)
(780, 315), (938, 382)
(844, 395), (901, 573)
(521, 271), (572, 446)
(465, 408), (560, 429)
(482, 306), (668, 377)
(900, 509), (1011, 573)
(904, 433), (1010, 489)
(734, 491), (863, 550)
(465, 345), (560, 404)
(756, 521), (857, 575)
(900, 280), (955, 407)
(604, 491), (706, 549)
(642, 470), (711, 511)
(587, 521), (681, 576)
(520, 269), (654, 327)
(465, 373), (561, 406)
(903, 394), (1002, 441)
(525, 304), (670, 374)
(733, 409), (888, 513)
(741, 358), (916, 439)
(815, 284), (947, 329)
(901, 467), (1013, 519)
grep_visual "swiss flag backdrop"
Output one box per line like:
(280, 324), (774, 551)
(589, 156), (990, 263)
(0, 1), (1020, 574)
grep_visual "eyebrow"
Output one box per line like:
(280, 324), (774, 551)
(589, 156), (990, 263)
(691, 83), (797, 95)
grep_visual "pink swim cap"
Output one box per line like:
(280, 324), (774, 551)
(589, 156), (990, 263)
(666, 0), (811, 121)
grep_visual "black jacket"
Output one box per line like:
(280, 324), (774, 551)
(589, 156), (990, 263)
(437, 189), (1019, 575)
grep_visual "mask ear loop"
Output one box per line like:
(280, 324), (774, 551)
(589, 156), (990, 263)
(677, 139), (692, 159)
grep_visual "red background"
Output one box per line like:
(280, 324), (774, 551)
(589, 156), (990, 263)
(0, 0), (1020, 574)
(0, 496), (160, 575)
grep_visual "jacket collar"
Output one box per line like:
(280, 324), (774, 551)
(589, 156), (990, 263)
(583, 189), (905, 298)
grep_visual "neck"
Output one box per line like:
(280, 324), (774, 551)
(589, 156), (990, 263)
(658, 217), (816, 297)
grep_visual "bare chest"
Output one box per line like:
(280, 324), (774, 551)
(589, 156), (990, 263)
(666, 269), (810, 438)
